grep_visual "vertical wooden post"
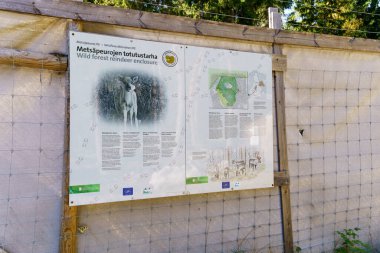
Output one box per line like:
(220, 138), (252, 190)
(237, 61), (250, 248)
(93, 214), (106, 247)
(60, 20), (83, 253)
(268, 7), (294, 253)
(273, 45), (294, 253)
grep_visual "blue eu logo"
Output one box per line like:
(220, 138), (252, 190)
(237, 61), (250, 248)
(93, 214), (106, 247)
(222, 182), (230, 189)
(123, 187), (133, 196)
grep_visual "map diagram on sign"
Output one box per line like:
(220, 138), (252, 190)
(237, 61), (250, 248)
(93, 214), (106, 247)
(209, 69), (248, 110)
(247, 70), (267, 99)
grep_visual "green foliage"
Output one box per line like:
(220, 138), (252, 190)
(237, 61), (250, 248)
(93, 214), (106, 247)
(287, 0), (380, 39)
(334, 228), (373, 253)
(83, 0), (292, 27)
(295, 245), (302, 252)
(84, 0), (379, 39)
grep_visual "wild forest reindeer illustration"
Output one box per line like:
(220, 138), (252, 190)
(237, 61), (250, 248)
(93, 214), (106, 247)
(249, 152), (262, 172)
(123, 76), (138, 128)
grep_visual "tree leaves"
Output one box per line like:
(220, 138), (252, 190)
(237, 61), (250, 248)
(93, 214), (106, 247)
(84, 0), (379, 39)
(84, 0), (292, 27)
(287, 0), (380, 39)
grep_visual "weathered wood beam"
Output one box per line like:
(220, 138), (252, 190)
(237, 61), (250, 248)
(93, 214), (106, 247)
(0, 47), (286, 72)
(59, 20), (83, 253)
(273, 44), (294, 253)
(0, 47), (67, 71)
(272, 54), (287, 72)
(0, 0), (379, 53)
(273, 171), (289, 187)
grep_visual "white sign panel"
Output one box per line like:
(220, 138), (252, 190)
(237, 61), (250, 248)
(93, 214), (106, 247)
(185, 46), (273, 194)
(69, 32), (273, 206)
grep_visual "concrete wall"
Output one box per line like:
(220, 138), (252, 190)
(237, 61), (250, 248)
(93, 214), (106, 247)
(0, 9), (379, 253)
(284, 46), (380, 251)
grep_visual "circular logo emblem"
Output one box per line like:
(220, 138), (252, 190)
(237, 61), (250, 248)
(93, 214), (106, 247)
(162, 51), (178, 67)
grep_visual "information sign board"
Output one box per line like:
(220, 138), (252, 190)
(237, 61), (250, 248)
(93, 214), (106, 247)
(69, 32), (273, 205)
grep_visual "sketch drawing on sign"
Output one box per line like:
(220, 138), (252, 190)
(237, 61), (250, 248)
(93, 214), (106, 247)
(208, 148), (264, 181)
(248, 70), (266, 98)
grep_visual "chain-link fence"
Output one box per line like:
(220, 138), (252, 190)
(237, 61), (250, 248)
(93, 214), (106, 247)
(284, 49), (380, 251)
(0, 64), (67, 253)
(0, 6), (380, 253)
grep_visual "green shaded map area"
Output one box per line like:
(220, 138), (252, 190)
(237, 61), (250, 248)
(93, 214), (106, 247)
(209, 69), (248, 108)
(216, 76), (238, 107)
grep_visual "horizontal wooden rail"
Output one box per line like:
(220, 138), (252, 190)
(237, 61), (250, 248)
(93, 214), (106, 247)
(0, 48), (67, 71)
(272, 54), (287, 72)
(0, 0), (379, 53)
(274, 171), (289, 186)
(0, 47), (286, 72)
